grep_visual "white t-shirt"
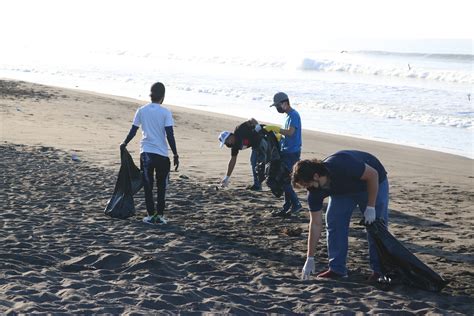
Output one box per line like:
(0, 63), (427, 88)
(132, 103), (174, 156)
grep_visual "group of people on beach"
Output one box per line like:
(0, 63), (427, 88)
(120, 82), (390, 282)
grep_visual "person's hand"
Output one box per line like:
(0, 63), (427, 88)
(263, 125), (281, 134)
(302, 256), (315, 280)
(173, 155), (179, 171)
(120, 142), (127, 151)
(364, 206), (376, 224)
(220, 176), (230, 188)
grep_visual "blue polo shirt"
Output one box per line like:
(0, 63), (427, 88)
(281, 109), (302, 153)
(308, 150), (388, 212)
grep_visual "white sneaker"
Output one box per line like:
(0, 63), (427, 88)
(142, 214), (168, 225)
(156, 215), (168, 224)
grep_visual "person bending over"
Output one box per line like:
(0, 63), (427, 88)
(292, 150), (389, 281)
(218, 118), (266, 190)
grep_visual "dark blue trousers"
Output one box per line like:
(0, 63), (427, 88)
(140, 152), (170, 216)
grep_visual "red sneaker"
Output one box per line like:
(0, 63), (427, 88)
(316, 269), (348, 279)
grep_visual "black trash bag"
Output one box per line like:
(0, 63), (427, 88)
(265, 159), (291, 198)
(255, 130), (281, 183)
(253, 129), (289, 197)
(366, 219), (448, 292)
(104, 148), (143, 219)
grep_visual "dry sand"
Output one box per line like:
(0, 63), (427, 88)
(1, 79), (473, 314)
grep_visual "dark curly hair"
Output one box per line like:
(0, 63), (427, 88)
(291, 159), (329, 187)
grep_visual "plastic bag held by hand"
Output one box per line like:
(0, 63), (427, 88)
(104, 148), (143, 219)
(366, 219), (448, 292)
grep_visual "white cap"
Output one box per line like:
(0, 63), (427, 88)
(218, 131), (231, 148)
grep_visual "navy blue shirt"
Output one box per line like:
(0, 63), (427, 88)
(308, 150), (387, 212)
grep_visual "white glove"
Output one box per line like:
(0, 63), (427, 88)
(301, 257), (315, 280)
(255, 124), (262, 132)
(364, 206), (376, 224)
(220, 176), (230, 187)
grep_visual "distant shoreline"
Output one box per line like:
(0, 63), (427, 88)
(2, 76), (472, 160)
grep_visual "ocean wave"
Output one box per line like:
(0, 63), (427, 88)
(159, 52), (473, 84)
(302, 101), (473, 129)
(91, 50), (473, 84)
(299, 58), (473, 84)
(352, 50), (474, 62)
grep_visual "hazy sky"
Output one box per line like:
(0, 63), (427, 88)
(1, 0), (472, 54)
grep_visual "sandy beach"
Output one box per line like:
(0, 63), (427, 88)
(1, 79), (473, 314)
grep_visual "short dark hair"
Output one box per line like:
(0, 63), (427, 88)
(150, 82), (165, 102)
(291, 159), (328, 187)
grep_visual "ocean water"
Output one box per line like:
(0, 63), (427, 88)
(1, 39), (472, 158)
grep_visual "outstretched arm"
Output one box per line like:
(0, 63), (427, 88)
(221, 155), (237, 187)
(307, 210), (323, 257)
(121, 125), (139, 148)
(263, 125), (295, 136)
(302, 210), (323, 279)
(226, 155), (237, 177)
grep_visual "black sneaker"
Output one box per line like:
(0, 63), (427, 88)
(246, 184), (262, 191)
(285, 203), (303, 216)
(271, 203), (291, 217)
(271, 209), (291, 217)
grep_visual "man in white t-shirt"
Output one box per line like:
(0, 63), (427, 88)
(120, 82), (179, 224)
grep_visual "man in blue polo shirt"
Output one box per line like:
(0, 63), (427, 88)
(291, 150), (389, 281)
(267, 92), (303, 216)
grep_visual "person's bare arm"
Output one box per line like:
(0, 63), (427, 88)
(307, 210), (323, 257)
(279, 126), (295, 136)
(360, 164), (379, 207)
(226, 155), (237, 177)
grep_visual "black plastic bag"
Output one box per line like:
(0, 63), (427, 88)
(104, 148), (143, 219)
(366, 219), (448, 292)
(265, 159), (291, 198)
(255, 130), (281, 183)
(254, 129), (289, 197)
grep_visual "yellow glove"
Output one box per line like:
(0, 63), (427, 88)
(263, 125), (281, 134)
(263, 125), (282, 141)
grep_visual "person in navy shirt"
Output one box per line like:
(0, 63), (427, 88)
(291, 150), (389, 281)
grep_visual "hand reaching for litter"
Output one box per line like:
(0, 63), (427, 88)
(220, 176), (230, 187)
(302, 257), (315, 280)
